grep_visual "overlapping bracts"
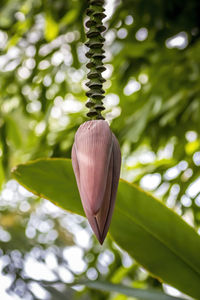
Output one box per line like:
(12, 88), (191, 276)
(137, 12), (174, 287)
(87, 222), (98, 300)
(72, 120), (121, 244)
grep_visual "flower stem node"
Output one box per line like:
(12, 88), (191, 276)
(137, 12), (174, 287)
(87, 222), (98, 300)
(72, 120), (121, 244)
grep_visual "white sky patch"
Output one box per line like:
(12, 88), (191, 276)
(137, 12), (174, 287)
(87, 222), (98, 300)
(117, 28), (128, 39)
(125, 15), (134, 26)
(112, 242), (133, 268)
(87, 267), (98, 281)
(35, 121), (46, 136)
(58, 266), (74, 283)
(26, 45), (36, 57)
(51, 106), (62, 119)
(105, 29), (116, 45)
(26, 101), (41, 113)
(63, 246), (87, 274)
(18, 66), (31, 80)
(0, 274), (21, 300)
(4, 59), (20, 72)
(136, 28), (148, 41)
(102, 64), (113, 79)
(74, 229), (92, 249)
(55, 70), (65, 83)
(185, 131), (197, 142)
(115, 20), (122, 28)
(28, 282), (50, 300)
(53, 94), (83, 113)
(15, 11), (25, 21)
(125, 149), (156, 167)
(158, 143), (174, 160)
(98, 250), (114, 268)
(122, 252), (133, 268)
(106, 107), (121, 121)
(0, 258), (23, 300)
(39, 60), (50, 70)
(104, 93), (120, 107)
(0, 30), (8, 49)
(164, 166), (180, 180)
(195, 195), (200, 207)
(60, 214), (92, 249)
(178, 160), (188, 171)
(163, 284), (190, 299)
(18, 185), (33, 197)
(124, 79), (141, 96)
(182, 210), (194, 227)
(43, 75), (52, 87)
(1, 189), (14, 202)
(69, 69), (85, 83)
(166, 32), (188, 49)
(25, 58), (36, 70)
(181, 168), (193, 181)
(105, 0), (116, 20)
(181, 195), (192, 208)
(186, 177), (200, 198)
(156, 182), (170, 199)
(62, 99), (83, 113)
(7, 46), (21, 59)
(193, 152), (200, 166)
(139, 151), (156, 164)
(0, 227), (11, 242)
(24, 257), (57, 281)
(140, 173), (161, 191)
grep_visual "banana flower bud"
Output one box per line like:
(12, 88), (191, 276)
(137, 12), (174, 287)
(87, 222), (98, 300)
(72, 120), (121, 244)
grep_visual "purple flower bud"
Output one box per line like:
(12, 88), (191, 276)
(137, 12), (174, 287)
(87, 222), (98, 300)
(72, 120), (121, 244)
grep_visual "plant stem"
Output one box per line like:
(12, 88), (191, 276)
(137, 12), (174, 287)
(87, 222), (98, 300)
(85, 0), (106, 120)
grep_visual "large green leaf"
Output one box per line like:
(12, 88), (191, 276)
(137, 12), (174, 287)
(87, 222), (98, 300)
(12, 158), (83, 216)
(77, 280), (184, 300)
(12, 158), (200, 299)
(44, 13), (59, 41)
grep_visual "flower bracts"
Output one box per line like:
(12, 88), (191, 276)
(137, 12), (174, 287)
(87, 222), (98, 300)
(72, 120), (121, 244)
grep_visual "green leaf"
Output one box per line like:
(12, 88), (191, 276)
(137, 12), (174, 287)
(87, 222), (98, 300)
(12, 158), (83, 216)
(110, 181), (200, 299)
(0, 157), (4, 188)
(60, 9), (78, 27)
(6, 116), (22, 148)
(12, 158), (200, 299)
(78, 280), (184, 300)
(45, 14), (59, 42)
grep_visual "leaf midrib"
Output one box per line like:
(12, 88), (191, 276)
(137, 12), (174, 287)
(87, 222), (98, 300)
(115, 206), (200, 280)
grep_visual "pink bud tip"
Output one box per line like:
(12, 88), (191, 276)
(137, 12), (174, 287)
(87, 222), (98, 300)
(72, 120), (121, 244)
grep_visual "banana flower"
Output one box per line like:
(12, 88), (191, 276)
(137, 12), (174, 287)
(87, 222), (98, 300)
(72, 120), (121, 244)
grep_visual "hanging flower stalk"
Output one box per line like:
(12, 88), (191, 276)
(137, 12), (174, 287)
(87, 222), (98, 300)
(72, 0), (121, 244)
(85, 0), (106, 120)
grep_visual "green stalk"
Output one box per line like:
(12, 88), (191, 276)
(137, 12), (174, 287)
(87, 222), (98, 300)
(85, 0), (106, 120)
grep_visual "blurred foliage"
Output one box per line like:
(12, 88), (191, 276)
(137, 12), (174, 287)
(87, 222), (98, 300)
(0, 0), (200, 299)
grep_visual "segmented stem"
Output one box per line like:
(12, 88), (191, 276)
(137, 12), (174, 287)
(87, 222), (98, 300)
(85, 0), (106, 120)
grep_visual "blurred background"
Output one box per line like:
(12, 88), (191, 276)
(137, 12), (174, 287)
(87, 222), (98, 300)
(0, 0), (200, 299)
